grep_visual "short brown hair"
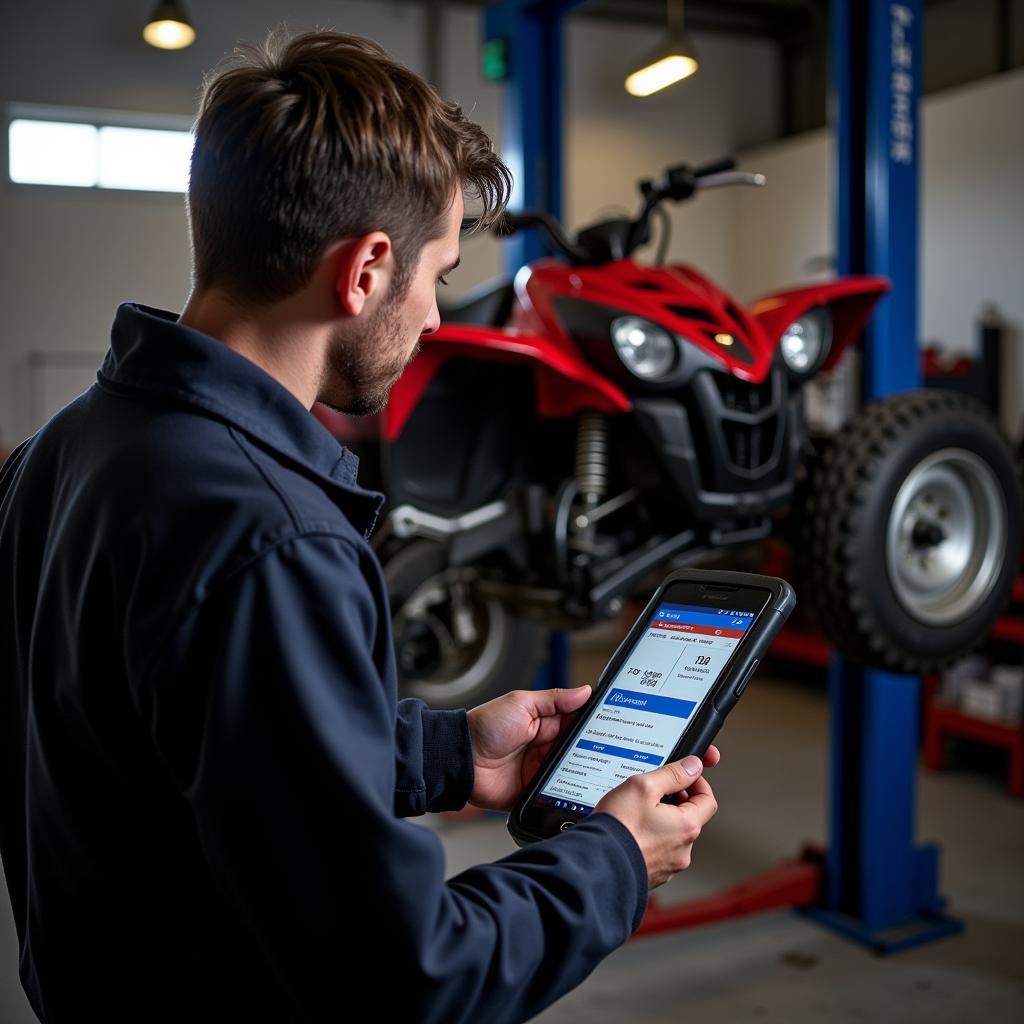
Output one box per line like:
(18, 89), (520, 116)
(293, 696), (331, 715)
(187, 29), (511, 305)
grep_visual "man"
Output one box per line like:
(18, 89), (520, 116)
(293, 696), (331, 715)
(0, 30), (719, 1023)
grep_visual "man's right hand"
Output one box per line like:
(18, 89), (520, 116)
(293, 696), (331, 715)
(594, 754), (719, 889)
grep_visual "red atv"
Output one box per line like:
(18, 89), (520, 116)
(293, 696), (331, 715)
(353, 158), (1022, 708)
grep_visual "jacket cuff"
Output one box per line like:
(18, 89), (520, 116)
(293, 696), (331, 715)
(419, 708), (476, 812)
(579, 813), (650, 932)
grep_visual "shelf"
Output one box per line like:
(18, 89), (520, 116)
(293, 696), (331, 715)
(923, 699), (1023, 798)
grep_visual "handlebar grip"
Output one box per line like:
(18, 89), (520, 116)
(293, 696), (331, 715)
(694, 157), (736, 177)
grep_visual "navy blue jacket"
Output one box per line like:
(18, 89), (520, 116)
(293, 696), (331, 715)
(0, 303), (648, 1023)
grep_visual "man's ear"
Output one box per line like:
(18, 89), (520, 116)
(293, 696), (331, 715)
(333, 231), (393, 317)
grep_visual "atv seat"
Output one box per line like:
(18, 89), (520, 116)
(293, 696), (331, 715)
(439, 279), (515, 327)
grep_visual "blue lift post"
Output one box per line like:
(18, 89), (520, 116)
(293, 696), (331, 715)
(484, 0), (587, 691)
(803, 0), (963, 951)
(483, 0), (587, 270)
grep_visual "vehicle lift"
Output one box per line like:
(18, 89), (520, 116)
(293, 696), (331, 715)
(484, 0), (962, 952)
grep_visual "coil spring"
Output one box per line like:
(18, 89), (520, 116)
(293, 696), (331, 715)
(575, 413), (608, 503)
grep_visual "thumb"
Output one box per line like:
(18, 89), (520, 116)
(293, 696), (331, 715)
(643, 755), (703, 797)
(532, 684), (592, 717)
(555, 683), (592, 712)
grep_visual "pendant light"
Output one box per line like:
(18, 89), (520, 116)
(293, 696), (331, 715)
(143, 0), (196, 50)
(625, 0), (699, 97)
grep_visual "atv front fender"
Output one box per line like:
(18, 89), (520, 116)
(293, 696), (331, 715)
(748, 276), (890, 371)
(384, 324), (631, 442)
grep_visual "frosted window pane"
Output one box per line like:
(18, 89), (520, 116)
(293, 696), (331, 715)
(9, 119), (98, 186)
(98, 126), (193, 192)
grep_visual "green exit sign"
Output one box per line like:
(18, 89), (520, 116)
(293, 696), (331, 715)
(482, 37), (508, 81)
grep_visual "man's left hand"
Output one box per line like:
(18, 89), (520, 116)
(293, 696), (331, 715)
(466, 685), (593, 811)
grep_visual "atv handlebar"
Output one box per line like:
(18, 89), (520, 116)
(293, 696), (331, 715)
(695, 170), (766, 191)
(692, 157), (737, 177)
(460, 210), (591, 263)
(462, 157), (766, 265)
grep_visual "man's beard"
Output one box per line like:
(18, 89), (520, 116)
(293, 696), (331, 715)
(321, 291), (420, 416)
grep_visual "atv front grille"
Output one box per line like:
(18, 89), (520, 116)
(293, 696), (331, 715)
(714, 374), (779, 471)
(722, 417), (778, 472)
(689, 368), (789, 487)
(714, 373), (774, 416)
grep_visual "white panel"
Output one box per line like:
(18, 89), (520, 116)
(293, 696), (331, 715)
(98, 126), (193, 193)
(8, 119), (98, 187)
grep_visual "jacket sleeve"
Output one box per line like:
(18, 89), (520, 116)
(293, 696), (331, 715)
(147, 533), (648, 1024)
(393, 698), (475, 816)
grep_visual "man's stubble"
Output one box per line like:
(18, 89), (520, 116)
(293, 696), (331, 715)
(321, 287), (421, 416)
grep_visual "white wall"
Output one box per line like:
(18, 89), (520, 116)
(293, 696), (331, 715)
(728, 68), (1024, 437)
(0, 2), (780, 445)
(732, 130), (834, 300)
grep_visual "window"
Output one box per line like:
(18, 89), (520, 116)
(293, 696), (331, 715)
(7, 104), (193, 193)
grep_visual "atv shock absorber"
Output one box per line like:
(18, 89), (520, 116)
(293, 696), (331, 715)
(551, 413), (611, 587)
(575, 413), (608, 530)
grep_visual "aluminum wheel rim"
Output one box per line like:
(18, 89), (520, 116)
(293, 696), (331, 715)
(394, 571), (508, 701)
(885, 447), (1006, 626)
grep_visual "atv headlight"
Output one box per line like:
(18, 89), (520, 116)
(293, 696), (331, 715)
(610, 316), (677, 380)
(780, 306), (831, 374)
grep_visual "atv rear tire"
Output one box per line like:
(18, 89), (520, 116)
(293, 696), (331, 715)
(796, 390), (1022, 673)
(381, 540), (550, 709)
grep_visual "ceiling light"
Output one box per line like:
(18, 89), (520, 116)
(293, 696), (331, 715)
(143, 0), (196, 50)
(625, 0), (699, 97)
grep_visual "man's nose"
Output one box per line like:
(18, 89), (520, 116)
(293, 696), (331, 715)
(422, 299), (441, 336)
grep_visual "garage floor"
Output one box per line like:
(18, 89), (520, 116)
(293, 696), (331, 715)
(0, 628), (1020, 1023)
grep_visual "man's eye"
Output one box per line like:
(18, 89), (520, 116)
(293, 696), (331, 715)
(437, 275), (450, 286)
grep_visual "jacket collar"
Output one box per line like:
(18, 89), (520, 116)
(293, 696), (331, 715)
(99, 302), (385, 539)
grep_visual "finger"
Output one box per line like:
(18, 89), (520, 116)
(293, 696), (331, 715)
(702, 744), (721, 768)
(643, 755), (703, 798)
(526, 684), (592, 718)
(678, 775), (718, 826)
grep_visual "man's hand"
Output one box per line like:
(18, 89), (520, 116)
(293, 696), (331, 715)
(595, 754), (721, 889)
(466, 685), (593, 811)
(465, 685), (721, 814)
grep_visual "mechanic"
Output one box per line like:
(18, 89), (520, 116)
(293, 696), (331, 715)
(0, 30), (720, 1023)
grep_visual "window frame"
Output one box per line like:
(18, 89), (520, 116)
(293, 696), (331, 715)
(6, 102), (195, 196)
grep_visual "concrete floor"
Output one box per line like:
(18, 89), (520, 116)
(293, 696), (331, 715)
(1, 627), (1021, 1022)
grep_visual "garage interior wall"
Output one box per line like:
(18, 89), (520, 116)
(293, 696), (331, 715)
(1, 1), (1020, 443)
